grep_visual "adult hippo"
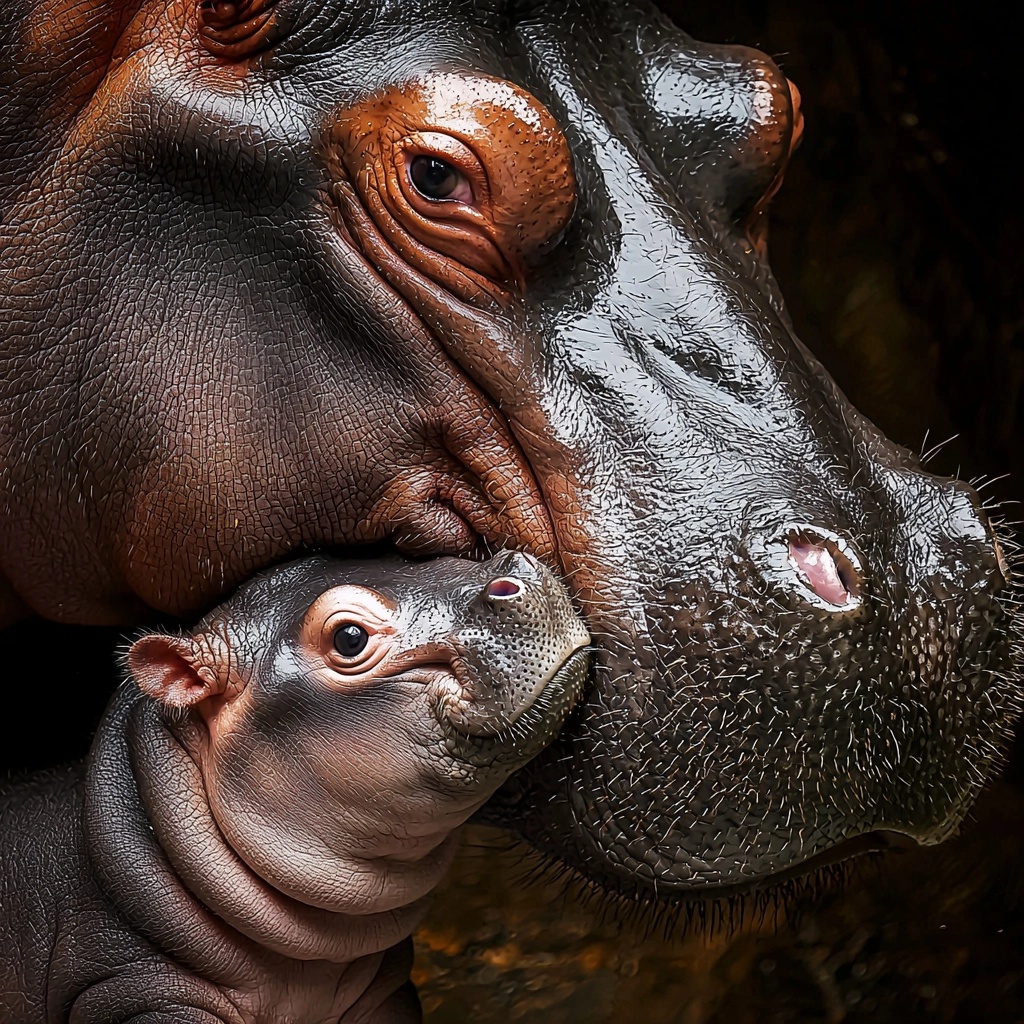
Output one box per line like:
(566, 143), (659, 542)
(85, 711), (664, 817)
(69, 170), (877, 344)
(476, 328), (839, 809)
(0, 0), (1019, 903)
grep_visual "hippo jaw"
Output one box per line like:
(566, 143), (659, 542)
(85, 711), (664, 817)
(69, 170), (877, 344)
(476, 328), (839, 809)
(483, 518), (1019, 894)
(436, 648), (591, 771)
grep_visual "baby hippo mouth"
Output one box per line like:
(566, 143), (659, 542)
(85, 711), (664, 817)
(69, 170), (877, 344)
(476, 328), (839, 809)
(435, 647), (590, 770)
(442, 646), (591, 735)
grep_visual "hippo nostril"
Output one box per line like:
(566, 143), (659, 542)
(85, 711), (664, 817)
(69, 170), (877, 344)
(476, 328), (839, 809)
(787, 532), (862, 608)
(485, 576), (523, 599)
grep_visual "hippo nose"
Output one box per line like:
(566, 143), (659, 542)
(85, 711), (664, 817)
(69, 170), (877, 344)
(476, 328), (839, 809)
(756, 475), (1005, 616)
(787, 529), (863, 608)
(485, 576), (524, 599)
(887, 469), (1009, 597)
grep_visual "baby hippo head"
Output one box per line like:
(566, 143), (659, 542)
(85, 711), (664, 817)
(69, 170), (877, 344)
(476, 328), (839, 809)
(125, 551), (589, 915)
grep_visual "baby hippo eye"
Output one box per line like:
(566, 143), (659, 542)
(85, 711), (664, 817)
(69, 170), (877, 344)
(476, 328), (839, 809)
(409, 155), (468, 201)
(333, 623), (369, 658)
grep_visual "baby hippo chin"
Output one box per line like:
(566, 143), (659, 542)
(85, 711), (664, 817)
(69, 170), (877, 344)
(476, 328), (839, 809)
(0, 551), (589, 1024)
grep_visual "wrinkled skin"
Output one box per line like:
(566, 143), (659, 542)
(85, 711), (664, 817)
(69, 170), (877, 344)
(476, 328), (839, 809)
(0, 553), (587, 1023)
(0, 0), (1019, 901)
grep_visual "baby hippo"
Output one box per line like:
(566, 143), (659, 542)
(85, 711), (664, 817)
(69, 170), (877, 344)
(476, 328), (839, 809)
(0, 552), (589, 1024)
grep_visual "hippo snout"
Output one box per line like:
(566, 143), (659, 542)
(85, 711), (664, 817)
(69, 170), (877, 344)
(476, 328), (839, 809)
(487, 420), (1018, 892)
(748, 471), (1006, 616)
(446, 551), (592, 738)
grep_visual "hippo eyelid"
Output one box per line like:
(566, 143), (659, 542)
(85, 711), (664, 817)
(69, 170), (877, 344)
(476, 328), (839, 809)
(326, 73), (575, 300)
(306, 585), (396, 624)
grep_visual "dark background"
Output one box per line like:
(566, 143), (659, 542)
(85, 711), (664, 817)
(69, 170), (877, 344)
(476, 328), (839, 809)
(4, 0), (1023, 1019)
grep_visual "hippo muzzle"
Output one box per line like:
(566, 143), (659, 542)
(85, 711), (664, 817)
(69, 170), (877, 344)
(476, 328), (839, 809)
(0, 0), (1019, 901)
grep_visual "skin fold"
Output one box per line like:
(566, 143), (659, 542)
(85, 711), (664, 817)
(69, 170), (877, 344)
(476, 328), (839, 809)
(0, 552), (589, 1023)
(0, 0), (1019, 901)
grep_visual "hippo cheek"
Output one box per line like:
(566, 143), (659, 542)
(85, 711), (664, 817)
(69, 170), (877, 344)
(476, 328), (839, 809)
(7, 283), (555, 623)
(0, 90), (557, 621)
(1, 51), (571, 623)
(106, 372), (556, 617)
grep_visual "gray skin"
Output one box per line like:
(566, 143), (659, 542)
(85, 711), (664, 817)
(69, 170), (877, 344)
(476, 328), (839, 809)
(0, 552), (590, 1024)
(0, 0), (1019, 901)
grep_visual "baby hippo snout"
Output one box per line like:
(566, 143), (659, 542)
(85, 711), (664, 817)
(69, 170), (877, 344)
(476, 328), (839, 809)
(447, 550), (592, 741)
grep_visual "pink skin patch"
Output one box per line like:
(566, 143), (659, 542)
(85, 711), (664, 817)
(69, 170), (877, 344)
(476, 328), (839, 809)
(486, 576), (523, 599)
(788, 539), (852, 606)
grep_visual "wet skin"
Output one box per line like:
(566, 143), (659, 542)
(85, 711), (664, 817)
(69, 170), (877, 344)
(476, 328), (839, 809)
(0, 0), (1019, 899)
(0, 552), (589, 1023)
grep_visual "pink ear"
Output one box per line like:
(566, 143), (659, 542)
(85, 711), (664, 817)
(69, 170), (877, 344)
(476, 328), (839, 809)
(128, 635), (225, 709)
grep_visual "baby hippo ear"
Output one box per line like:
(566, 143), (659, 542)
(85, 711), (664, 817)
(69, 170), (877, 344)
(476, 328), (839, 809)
(128, 634), (228, 709)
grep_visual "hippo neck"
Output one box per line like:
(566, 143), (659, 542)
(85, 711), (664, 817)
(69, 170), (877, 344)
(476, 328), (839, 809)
(83, 685), (428, 976)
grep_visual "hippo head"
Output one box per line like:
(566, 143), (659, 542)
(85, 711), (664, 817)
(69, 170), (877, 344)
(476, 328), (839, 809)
(0, 0), (1018, 899)
(123, 552), (589, 918)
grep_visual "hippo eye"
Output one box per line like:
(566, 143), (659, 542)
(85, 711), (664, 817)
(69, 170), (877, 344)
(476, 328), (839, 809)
(409, 155), (468, 201)
(333, 623), (369, 658)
